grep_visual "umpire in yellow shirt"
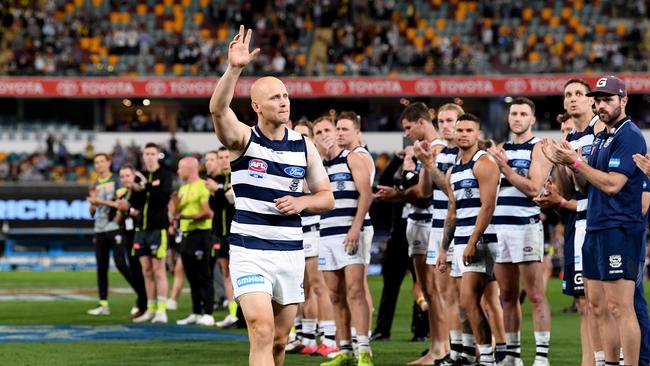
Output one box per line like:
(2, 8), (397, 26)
(173, 157), (216, 326)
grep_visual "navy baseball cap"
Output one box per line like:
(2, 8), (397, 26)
(587, 75), (627, 97)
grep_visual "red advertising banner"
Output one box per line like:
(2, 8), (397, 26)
(0, 74), (649, 98)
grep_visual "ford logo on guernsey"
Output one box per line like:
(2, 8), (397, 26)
(284, 166), (305, 178)
(510, 159), (530, 168)
(248, 159), (268, 179)
(459, 179), (477, 188)
(331, 173), (352, 181)
(236, 274), (265, 287)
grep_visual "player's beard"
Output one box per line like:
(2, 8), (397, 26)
(598, 105), (622, 124)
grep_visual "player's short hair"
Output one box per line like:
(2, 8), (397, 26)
(457, 113), (481, 128)
(144, 142), (159, 151)
(119, 163), (136, 173)
(400, 102), (431, 123)
(294, 119), (314, 134)
(313, 115), (335, 127)
(563, 78), (591, 94)
(556, 112), (571, 124)
(437, 103), (465, 117)
(510, 97), (536, 114)
(478, 139), (495, 150)
(336, 111), (360, 130)
(93, 153), (110, 161)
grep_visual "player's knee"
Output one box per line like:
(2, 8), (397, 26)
(248, 320), (275, 346)
(346, 283), (365, 302)
(576, 298), (588, 316)
(606, 298), (631, 320)
(459, 294), (480, 313)
(328, 291), (345, 305)
(526, 289), (546, 307)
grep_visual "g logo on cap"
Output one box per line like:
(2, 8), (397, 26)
(596, 78), (607, 87)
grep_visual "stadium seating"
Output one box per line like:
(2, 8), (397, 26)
(1, 1), (648, 76)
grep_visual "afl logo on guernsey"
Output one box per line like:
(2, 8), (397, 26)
(248, 159), (268, 179)
(284, 166), (305, 178)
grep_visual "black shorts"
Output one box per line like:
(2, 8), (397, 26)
(133, 229), (168, 259)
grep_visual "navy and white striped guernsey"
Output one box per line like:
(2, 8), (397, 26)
(407, 159), (433, 223)
(302, 212), (320, 233)
(566, 116), (600, 222)
(352, 146), (375, 230)
(320, 150), (373, 237)
(492, 136), (541, 227)
(450, 150), (498, 245)
(431, 143), (460, 230)
(229, 126), (307, 251)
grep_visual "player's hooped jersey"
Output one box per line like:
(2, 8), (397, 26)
(407, 159), (434, 224)
(320, 150), (372, 237)
(432, 144), (460, 230)
(450, 150), (498, 245)
(492, 137), (541, 229)
(229, 126), (307, 251)
(566, 115), (600, 223)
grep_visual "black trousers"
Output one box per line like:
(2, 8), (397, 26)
(120, 229), (147, 312)
(181, 230), (215, 315)
(373, 217), (415, 336)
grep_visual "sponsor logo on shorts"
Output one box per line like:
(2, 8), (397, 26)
(574, 273), (583, 285)
(523, 246), (533, 253)
(248, 159), (268, 179)
(236, 274), (265, 287)
(609, 254), (622, 268)
(284, 166), (305, 178)
(427, 251), (435, 260)
(318, 257), (326, 266)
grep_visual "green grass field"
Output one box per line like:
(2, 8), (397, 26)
(0, 270), (641, 365)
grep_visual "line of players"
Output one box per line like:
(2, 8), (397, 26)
(86, 144), (240, 328)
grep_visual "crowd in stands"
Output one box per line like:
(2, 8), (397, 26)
(1, 0), (649, 76)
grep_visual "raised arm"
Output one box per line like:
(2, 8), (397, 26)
(209, 25), (260, 153)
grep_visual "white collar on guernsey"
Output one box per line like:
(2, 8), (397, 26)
(588, 114), (600, 127)
(609, 117), (631, 135)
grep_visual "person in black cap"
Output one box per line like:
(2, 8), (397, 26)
(545, 75), (647, 366)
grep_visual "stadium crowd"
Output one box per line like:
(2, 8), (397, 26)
(1, 0), (649, 76)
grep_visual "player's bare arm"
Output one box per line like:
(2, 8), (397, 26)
(552, 140), (628, 196)
(209, 25), (260, 155)
(490, 143), (553, 198)
(274, 138), (334, 215)
(436, 169), (456, 272)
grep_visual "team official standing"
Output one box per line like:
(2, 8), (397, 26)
(548, 76), (646, 366)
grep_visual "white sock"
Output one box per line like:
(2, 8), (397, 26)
(302, 318), (317, 347)
(450, 330), (463, 360)
(320, 320), (337, 348)
(478, 344), (495, 365)
(462, 333), (477, 362)
(506, 331), (521, 359)
(534, 331), (550, 361)
(594, 350), (605, 366)
(358, 335), (371, 353)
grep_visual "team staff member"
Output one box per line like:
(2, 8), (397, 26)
(205, 148), (239, 328)
(131, 142), (173, 324)
(209, 26), (334, 366)
(114, 164), (148, 318)
(547, 75), (646, 366)
(86, 153), (133, 316)
(174, 157), (216, 327)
